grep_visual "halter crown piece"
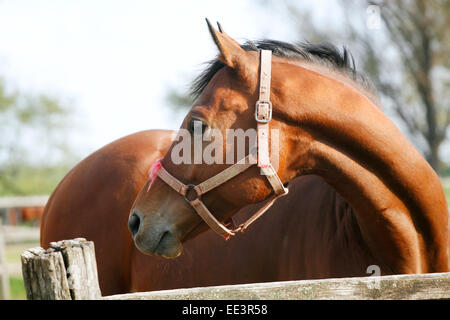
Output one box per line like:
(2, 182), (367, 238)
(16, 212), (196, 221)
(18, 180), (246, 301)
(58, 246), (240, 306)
(151, 50), (288, 240)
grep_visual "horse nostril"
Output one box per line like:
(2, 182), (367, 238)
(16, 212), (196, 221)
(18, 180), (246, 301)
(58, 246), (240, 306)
(128, 212), (141, 237)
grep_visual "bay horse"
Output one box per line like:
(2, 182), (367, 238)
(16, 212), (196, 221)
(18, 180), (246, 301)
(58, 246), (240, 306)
(130, 21), (449, 276)
(41, 129), (357, 295)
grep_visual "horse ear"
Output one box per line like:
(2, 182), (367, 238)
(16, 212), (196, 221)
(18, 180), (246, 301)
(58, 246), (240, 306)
(205, 19), (257, 82)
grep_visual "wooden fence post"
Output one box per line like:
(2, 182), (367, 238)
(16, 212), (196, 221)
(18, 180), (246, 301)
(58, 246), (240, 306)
(21, 238), (101, 300)
(0, 218), (10, 300)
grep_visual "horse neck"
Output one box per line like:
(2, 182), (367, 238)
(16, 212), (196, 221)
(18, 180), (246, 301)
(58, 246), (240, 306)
(275, 64), (449, 273)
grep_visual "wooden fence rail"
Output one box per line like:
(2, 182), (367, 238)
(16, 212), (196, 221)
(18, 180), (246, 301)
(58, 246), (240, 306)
(21, 238), (450, 300)
(104, 272), (450, 300)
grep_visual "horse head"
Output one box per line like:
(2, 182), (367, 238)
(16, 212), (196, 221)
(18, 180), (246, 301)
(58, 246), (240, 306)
(129, 20), (298, 257)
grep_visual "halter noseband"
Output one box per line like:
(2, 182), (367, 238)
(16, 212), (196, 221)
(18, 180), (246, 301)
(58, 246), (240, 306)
(149, 50), (288, 240)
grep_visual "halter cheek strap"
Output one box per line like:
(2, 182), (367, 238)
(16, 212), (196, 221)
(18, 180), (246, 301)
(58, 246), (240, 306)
(148, 50), (289, 239)
(256, 49), (272, 168)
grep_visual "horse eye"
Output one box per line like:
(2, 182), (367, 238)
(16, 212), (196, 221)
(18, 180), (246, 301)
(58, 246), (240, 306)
(188, 118), (209, 136)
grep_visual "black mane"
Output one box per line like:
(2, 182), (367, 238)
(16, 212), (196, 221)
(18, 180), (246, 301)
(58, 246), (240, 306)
(190, 39), (376, 101)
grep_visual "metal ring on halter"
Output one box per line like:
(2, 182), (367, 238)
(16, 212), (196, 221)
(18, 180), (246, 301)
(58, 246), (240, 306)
(184, 184), (200, 203)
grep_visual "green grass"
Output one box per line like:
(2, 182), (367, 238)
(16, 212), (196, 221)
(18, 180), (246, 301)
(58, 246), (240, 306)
(5, 242), (40, 264)
(442, 179), (450, 207)
(9, 276), (26, 300)
(444, 188), (450, 207)
(4, 242), (40, 300)
(443, 184), (450, 199)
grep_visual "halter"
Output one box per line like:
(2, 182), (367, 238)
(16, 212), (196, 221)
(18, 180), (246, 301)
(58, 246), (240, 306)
(149, 50), (288, 240)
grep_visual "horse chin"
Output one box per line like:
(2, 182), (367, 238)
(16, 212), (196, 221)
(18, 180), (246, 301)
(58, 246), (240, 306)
(135, 230), (183, 259)
(154, 231), (183, 259)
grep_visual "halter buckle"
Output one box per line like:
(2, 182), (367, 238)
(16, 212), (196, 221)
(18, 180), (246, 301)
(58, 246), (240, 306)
(255, 101), (272, 123)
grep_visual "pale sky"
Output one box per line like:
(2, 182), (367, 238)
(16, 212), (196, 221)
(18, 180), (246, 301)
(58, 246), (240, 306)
(0, 0), (304, 158)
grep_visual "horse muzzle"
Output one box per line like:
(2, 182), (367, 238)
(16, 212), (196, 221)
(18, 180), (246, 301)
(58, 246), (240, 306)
(128, 209), (183, 258)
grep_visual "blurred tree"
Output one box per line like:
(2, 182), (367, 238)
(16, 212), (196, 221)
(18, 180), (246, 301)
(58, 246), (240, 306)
(165, 86), (193, 111)
(0, 77), (76, 195)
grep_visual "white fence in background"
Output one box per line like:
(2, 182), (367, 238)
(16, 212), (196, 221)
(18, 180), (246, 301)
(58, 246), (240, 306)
(0, 195), (49, 209)
(0, 195), (48, 299)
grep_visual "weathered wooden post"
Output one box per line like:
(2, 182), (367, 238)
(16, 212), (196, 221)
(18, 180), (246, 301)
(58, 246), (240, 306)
(21, 238), (101, 300)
